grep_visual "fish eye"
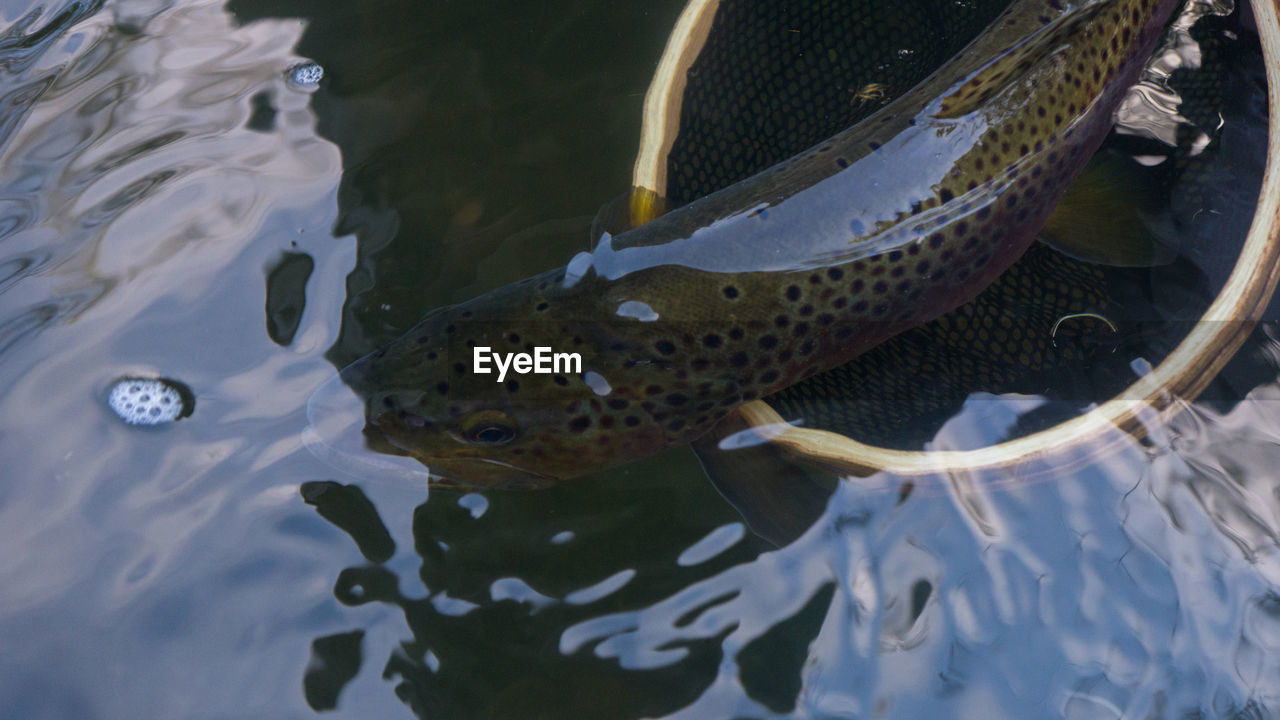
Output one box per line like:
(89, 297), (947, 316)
(461, 411), (518, 445)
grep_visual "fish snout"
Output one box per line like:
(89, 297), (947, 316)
(365, 389), (439, 435)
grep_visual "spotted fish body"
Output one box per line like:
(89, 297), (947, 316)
(339, 0), (1180, 487)
(655, 0), (1014, 207)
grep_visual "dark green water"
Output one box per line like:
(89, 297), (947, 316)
(2, 0), (1280, 718)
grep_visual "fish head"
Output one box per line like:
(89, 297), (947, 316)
(317, 283), (680, 488)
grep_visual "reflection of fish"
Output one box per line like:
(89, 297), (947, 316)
(329, 0), (1179, 487)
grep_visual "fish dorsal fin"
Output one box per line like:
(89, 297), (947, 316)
(589, 187), (671, 248)
(628, 186), (667, 228)
(936, 1), (1111, 119)
(1039, 150), (1175, 266)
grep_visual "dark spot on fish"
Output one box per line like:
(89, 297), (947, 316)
(655, 340), (676, 355)
(793, 322), (810, 337)
(939, 188), (954, 203)
(666, 393), (688, 406)
(730, 352), (750, 367)
(703, 334), (723, 348)
(723, 286), (739, 299)
(759, 335), (778, 349)
(436, 382), (449, 395)
(536, 302), (549, 312)
(624, 416), (640, 427)
(785, 285), (801, 301)
(827, 268), (844, 281)
(569, 416), (590, 432)
(837, 157), (849, 168)
(645, 385), (663, 396)
(873, 281), (888, 294)
(554, 375), (568, 386)
(775, 315), (790, 328)
(608, 398), (628, 410)
(799, 304), (814, 316)
(453, 363), (466, 374)
(809, 273), (821, 284)
(729, 328), (745, 340)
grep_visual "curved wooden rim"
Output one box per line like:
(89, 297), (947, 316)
(735, 0), (1280, 476)
(637, 0), (1280, 477)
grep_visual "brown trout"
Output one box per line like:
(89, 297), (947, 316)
(322, 0), (1180, 487)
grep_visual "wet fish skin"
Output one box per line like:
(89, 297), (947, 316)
(339, 0), (1181, 487)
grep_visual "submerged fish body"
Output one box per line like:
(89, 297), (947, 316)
(334, 0), (1180, 487)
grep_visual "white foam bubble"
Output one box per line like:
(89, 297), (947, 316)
(286, 62), (323, 89)
(108, 379), (184, 425)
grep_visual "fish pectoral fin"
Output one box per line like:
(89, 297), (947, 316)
(692, 407), (834, 547)
(588, 187), (669, 246)
(1038, 150), (1176, 267)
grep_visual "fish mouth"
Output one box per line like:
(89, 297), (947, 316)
(418, 456), (558, 490)
(303, 371), (435, 483)
(305, 371), (554, 489)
